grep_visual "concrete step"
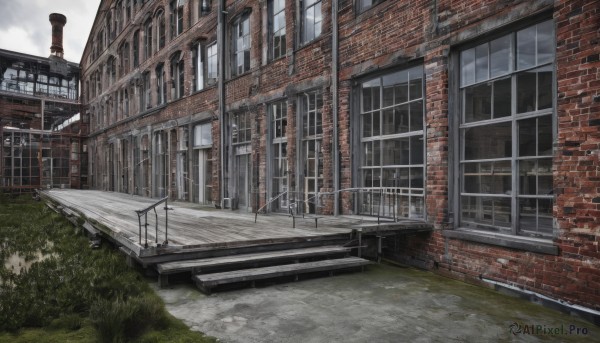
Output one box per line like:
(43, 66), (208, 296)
(156, 245), (351, 287)
(192, 256), (370, 294)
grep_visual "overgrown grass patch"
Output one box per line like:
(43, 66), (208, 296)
(0, 194), (215, 342)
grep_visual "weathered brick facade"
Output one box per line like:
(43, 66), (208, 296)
(82, 0), (599, 314)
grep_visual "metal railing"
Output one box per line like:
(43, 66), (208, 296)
(135, 196), (173, 248)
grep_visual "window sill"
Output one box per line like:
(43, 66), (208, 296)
(443, 228), (558, 255)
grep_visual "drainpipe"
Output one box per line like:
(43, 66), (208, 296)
(218, 0), (226, 207)
(332, 0), (339, 216)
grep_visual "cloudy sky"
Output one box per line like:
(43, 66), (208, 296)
(0, 0), (101, 63)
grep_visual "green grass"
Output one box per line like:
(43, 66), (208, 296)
(0, 194), (216, 342)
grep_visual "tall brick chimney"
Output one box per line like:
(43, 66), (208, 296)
(49, 13), (67, 59)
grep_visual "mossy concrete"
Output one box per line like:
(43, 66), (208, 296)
(154, 263), (598, 342)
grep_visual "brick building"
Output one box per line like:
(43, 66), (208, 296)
(81, 0), (599, 316)
(1, 14), (85, 192)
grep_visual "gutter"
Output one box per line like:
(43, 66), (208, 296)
(332, 0), (339, 216)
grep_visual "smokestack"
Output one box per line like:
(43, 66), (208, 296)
(49, 13), (67, 58)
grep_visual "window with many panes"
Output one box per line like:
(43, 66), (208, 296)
(170, 0), (184, 39)
(231, 14), (251, 76)
(301, 0), (322, 44)
(207, 42), (218, 84)
(270, 101), (288, 211)
(301, 91), (323, 214)
(269, 0), (286, 60)
(359, 66), (425, 218)
(457, 20), (555, 238)
(232, 112), (251, 145)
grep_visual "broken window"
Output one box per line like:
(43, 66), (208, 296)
(457, 20), (555, 238)
(156, 9), (166, 50)
(133, 30), (140, 67)
(170, 0), (184, 39)
(170, 52), (184, 99)
(156, 64), (166, 105)
(144, 17), (153, 60)
(192, 43), (204, 92)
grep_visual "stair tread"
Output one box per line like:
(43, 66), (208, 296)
(193, 257), (370, 286)
(157, 246), (351, 274)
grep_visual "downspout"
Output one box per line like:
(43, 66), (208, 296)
(332, 0), (339, 216)
(218, 0), (226, 207)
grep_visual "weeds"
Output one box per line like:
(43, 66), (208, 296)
(0, 194), (214, 342)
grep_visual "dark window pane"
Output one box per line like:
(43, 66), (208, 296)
(475, 44), (489, 82)
(538, 68), (553, 110)
(464, 122), (512, 160)
(373, 110), (380, 136)
(517, 26), (536, 69)
(395, 79), (409, 104)
(538, 115), (552, 155)
(410, 135), (423, 165)
(538, 198), (553, 234)
(490, 35), (511, 78)
(362, 113), (372, 137)
(538, 158), (553, 195)
(373, 140), (380, 166)
(461, 48), (475, 86)
(409, 75), (422, 100)
(464, 83), (491, 123)
(537, 20), (554, 65)
(518, 117), (537, 156)
(493, 78), (511, 118)
(519, 159), (537, 195)
(395, 105), (409, 133)
(410, 101), (423, 131)
(410, 167), (423, 188)
(382, 108), (394, 135)
(383, 85), (394, 107)
(517, 71), (536, 113)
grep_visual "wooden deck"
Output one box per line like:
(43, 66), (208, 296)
(41, 189), (432, 292)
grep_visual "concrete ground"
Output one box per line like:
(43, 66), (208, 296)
(153, 263), (599, 343)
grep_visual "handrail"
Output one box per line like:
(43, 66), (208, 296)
(134, 196), (172, 248)
(254, 190), (289, 223)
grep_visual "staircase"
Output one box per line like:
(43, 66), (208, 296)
(156, 245), (370, 293)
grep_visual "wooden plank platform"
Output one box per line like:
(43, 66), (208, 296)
(193, 257), (370, 293)
(157, 246), (351, 275)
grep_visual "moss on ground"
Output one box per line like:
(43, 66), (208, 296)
(0, 194), (216, 342)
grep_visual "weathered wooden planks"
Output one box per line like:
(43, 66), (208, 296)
(193, 257), (370, 293)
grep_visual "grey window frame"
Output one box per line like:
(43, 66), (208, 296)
(206, 42), (218, 85)
(268, 100), (289, 212)
(300, 0), (322, 44)
(268, 0), (286, 61)
(231, 13), (251, 77)
(451, 19), (557, 242)
(356, 65), (426, 219)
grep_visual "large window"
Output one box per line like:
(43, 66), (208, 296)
(270, 101), (288, 211)
(142, 71), (151, 110)
(301, 0), (322, 44)
(171, 53), (184, 99)
(156, 9), (166, 50)
(156, 64), (166, 105)
(133, 30), (140, 67)
(193, 43), (204, 92)
(269, 0), (286, 60)
(119, 42), (130, 75)
(144, 17), (153, 60)
(457, 20), (555, 238)
(170, 0), (184, 39)
(359, 66), (425, 218)
(231, 14), (250, 76)
(301, 91), (323, 214)
(207, 42), (218, 84)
